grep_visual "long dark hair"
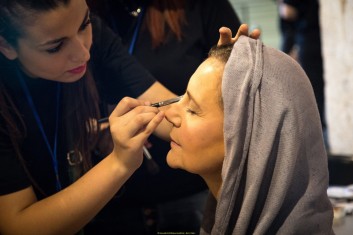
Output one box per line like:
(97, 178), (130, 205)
(0, 0), (101, 195)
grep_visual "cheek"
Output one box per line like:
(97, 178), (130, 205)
(85, 27), (93, 49)
(18, 49), (67, 79)
(179, 120), (225, 174)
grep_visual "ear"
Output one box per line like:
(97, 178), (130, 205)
(0, 36), (18, 60)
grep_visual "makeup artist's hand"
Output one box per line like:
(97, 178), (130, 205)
(217, 24), (261, 46)
(108, 97), (164, 171)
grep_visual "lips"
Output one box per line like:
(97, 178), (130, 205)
(68, 64), (86, 74)
(170, 135), (181, 147)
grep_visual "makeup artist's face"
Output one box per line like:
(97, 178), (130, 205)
(165, 58), (225, 176)
(4, 0), (92, 82)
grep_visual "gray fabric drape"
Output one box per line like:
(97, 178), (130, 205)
(201, 36), (333, 235)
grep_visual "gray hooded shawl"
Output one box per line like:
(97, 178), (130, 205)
(201, 36), (333, 235)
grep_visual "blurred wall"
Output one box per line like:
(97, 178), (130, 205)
(230, 0), (280, 49)
(320, 0), (353, 156)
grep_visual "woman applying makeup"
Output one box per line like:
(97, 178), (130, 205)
(164, 37), (334, 234)
(0, 0), (258, 233)
(0, 0), (167, 233)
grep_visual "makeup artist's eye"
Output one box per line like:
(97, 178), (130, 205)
(46, 42), (63, 54)
(79, 17), (91, 31)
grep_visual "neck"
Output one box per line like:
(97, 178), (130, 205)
(201, 171), (223, 200)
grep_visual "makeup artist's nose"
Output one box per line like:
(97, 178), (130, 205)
(165, 104), (181, 128)
(69, 36), (90, 63)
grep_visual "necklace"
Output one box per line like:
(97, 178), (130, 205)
(117, 0), (144, 17)
(17, 70), (62, 191)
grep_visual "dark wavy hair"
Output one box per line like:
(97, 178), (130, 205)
(0, 0), (101, 195)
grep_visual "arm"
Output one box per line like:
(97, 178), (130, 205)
(0, 98), (163, 235)
(0, 158), (129, 235)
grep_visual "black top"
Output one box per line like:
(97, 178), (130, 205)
(0, 15), (155, 198)
(90, 0), (241, 205)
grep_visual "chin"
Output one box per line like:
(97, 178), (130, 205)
(166, 152), (183, 170)
(64, 74), (85, 83)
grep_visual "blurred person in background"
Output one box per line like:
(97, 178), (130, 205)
(277, 0), (326, 146)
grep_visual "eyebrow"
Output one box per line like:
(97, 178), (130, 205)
(39, 9), (90, 46)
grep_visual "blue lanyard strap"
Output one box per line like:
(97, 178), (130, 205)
(128, 6), (145, 54)
(17, 70), (62, 191)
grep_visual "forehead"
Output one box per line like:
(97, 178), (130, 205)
(188, 58), (224, 94)
(19, 0), (87, 42)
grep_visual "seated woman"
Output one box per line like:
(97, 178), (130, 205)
(164, 36), (334, 234)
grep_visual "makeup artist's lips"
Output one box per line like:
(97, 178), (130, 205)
(68, 64), (86, 74)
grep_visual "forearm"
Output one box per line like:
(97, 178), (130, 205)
(0, 154), (133, 235)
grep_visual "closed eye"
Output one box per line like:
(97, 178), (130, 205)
(186, 108), (199, 115)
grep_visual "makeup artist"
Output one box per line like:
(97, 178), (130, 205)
(0, 0), (259, 234)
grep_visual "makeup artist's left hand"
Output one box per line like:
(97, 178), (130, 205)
(108, 97), (164, 171)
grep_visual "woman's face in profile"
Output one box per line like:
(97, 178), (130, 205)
(1, 0), (92, 82)
(165, 58), (225, 176)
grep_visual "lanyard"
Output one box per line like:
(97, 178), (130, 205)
(17, 70), (62, 191)
(128, 6), (145, 54)
(126, 6), (160, 174)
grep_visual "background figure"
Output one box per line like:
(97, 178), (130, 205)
(87, 0), (241, 233)
(277, 0), (326, 137)
(277, 0), (297, 55)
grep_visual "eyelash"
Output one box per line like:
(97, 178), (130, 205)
(46, 18), (91, 54)
(186, 108), (199, 116)
(46, 42), (63, 54)
(79, 18), (91, 31)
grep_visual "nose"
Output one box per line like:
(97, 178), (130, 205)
(165, 103), (181, 128)
(69, 35), (91, 63)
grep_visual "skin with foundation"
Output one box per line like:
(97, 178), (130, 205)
(165, 57), (225, 199)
